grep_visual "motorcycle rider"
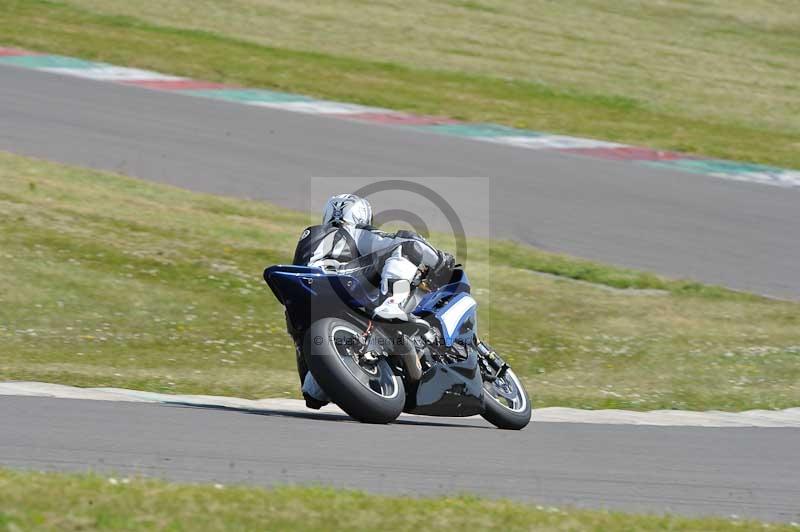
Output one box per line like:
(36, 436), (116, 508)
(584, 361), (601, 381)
(288, 193), (456, 408)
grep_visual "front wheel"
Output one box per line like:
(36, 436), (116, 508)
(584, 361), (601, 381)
(481, 366), (532, 430)
(304, 317), (405, 424)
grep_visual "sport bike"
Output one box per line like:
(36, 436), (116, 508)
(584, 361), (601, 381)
(264, 264), (531, 429)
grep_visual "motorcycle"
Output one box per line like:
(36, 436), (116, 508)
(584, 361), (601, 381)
(264, 263), (531, 430)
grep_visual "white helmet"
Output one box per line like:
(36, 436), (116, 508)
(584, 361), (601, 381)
(322, 194), (373, 226)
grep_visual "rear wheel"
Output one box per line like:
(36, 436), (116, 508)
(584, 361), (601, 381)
(480, 362), (531, 430)
(304, 317), (405, 424)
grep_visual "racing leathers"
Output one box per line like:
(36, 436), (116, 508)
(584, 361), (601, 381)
(294, 222), (455, 317)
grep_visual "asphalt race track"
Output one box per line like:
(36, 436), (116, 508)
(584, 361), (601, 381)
(2, 397), (799, 523)
(2, 63), (800, 522)
(1, 64), (799, 299)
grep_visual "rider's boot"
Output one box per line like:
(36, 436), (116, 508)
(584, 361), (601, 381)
(374, 250), (418, 320)
(373, 278), (412, 320)
(373, 250), (430, 331)
(288, 311), (330, 410)
(302, 372), (330, 409)
(303, 393), (328, 410)
(373, 278), (431, 333)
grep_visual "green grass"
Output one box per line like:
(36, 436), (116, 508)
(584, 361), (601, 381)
(1, 0), (799, 169)
(0, 468), (791, 531)
(2, 151), (799, 411)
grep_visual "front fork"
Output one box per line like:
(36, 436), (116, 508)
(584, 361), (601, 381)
(476, 341), (509, 382)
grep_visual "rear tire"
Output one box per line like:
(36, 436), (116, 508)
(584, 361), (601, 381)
(304, 317), (405, 424)
(481, 368), (532, 430)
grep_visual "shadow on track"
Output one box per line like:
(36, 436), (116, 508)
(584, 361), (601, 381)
(161, 401), (488, 429)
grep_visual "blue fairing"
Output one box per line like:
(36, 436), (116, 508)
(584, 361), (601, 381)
(264, 265), (380, 331)
(264, 265), (476, 345)
(431, 292), (478, 347)
(413, 270), (476, 346)
(265, 266), (377, 306)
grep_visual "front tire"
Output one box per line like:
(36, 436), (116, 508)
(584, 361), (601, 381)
(481, 368), (532, 430)
(304, 317), (405, 424)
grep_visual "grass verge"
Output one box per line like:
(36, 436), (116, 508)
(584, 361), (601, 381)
(0, 0), (799, 169)
(0, 468), (790, 531)
(1, 151), (799, 410)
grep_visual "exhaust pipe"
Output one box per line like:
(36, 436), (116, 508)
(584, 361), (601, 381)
(395, 334), (422, 382)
